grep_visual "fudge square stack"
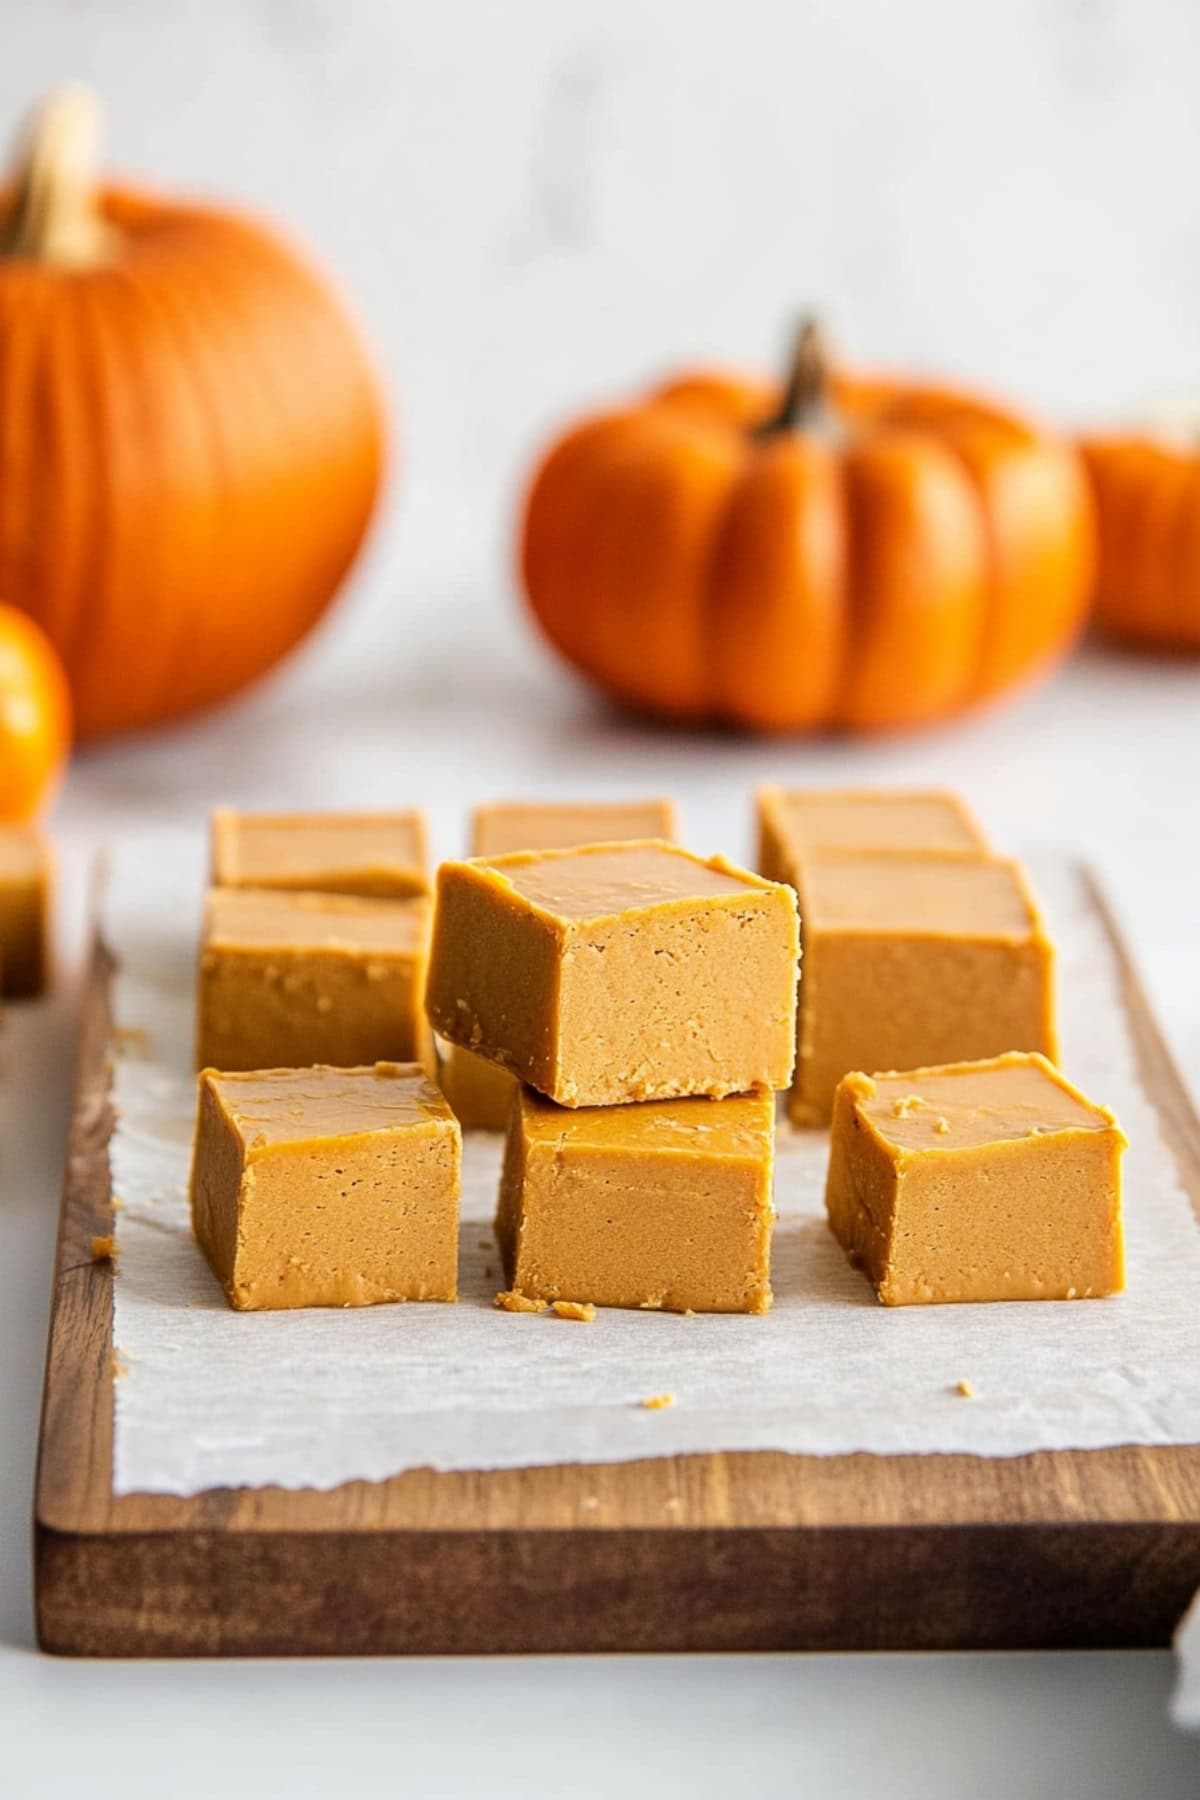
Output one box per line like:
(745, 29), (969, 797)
(439, 798), (680, 1130)
(190, 810), (461, 1312)
(427, 832), (800, 1315)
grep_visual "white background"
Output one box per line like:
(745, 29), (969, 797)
(2, 1), (1200, 1793)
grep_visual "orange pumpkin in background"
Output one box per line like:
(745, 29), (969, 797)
(521, 320), (1095, 732)
(0, 87), (385, 738)
(1081, 430), (1200, 652)
(0, 603), (71, 819)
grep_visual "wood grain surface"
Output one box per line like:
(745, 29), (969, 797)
(33, 873), (1200, 1656)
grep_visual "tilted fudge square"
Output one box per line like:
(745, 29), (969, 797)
(0, 824), (51, 998)
(210, 808), (429, 898)
(497, 1085), (776, 1313)
(191, 1062), (460, 1310)
(471, 797), (678, 858)
(438, 798), (681, 1130)
(825, 1052), (1126, 1305)
(427, 840), (799, 1107)
(790, 849), (1056, 1125)
(196, 887), (433, 1073)
(757, 786), (987, 884)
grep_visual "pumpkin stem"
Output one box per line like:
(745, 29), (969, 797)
(0, 85), (119, 266)
(754, 314), (831, 438)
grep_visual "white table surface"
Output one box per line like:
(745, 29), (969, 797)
(2, 595), (1199, 1796)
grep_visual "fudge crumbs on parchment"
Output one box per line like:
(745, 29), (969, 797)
(494, 1290), (544, 1314)
(552, 1300), (597, 1322)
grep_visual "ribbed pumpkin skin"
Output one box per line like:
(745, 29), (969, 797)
(1082, 437), (1200, 652)
(521, 364), (1094, 733)
(0, 186), (384, 737)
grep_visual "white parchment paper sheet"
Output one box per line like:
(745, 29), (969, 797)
(107, 835), (1200, 1496)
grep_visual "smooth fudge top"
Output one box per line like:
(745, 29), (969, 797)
(471, 798), (678, 858)
(203, 886), (431, 954)
(464, 840), (778, 924)
(844, 1052), (1122, 1153)
(210, 808), (429, 894)
(0, 823), (46, 879)
(518, 1085), (776, 1160)
(201, 1062), (452, 1149)
(761, 787), (986, 855)
(801, 850), (1045, 939)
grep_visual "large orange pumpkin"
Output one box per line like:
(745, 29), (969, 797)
(521, 321), (1095, 731)
(1081, 431), (1200, 652)
(0, 602), (71, 819)
(0, 87), (385, 738)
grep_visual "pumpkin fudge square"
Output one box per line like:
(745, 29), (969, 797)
(427, 840), (799, 1108)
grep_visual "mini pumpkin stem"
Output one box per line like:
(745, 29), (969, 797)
(754, 314), (831, 439)
(1, 85), (119, 266)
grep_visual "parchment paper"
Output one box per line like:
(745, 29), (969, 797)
(107, 834), (1200, 1496)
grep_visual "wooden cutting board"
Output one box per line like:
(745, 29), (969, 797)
(33, 871), (1200, 1657)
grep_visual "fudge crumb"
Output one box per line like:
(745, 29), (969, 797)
(111, 1350), (129, 1380)
(114, 1025), (151, 1058)
(641, 1392), (675, 1410)
(955, 1379), (975, 1398)
(933, 1116), (950, 1135)
(91, 1235), (116, 1263)
(892, 1094), (923, 1117)
(552, 1299), (597, 1322)
(494, 1289), (544, 1314)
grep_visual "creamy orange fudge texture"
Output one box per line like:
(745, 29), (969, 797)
(440, 799), (681, 1129)
(210, 808), (430, 898)
(196, 887), (433, 1074)
(471, 798), (679, 858)
(0, 824), (51, 998)
(825, 1053), (1126, 1305)
(758, 787), (987, 882)
(790, 850), (1057, 1125)
(497, 1086), (776, 1313)
(191, 1062), (460, 1310)
(427, 840), (799, 1108)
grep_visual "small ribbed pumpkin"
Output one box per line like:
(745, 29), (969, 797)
(1081, 427), (1200, 652)
(521, 321), (1095, 732)
(0, 87), (385, 738)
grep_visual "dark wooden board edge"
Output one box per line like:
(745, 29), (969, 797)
(33, 873), (1200, 1656)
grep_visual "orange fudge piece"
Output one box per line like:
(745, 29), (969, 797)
(210, 808), (429, 898)
(191, 1062), (460, 1310)
(471, 798), (678, 858)
(790, 850), (1056, 1125)
(427, 841), (798, 1108)
(758, 787), (987, 882)
(0, 824), (51, 998)
(196, 887), (433, 1074)
(497, 1086), (776, 1313)
(439, 798), (681, 1129)
(825, 1053), (1126, 1305)
(437, 1040), (517, 1133)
